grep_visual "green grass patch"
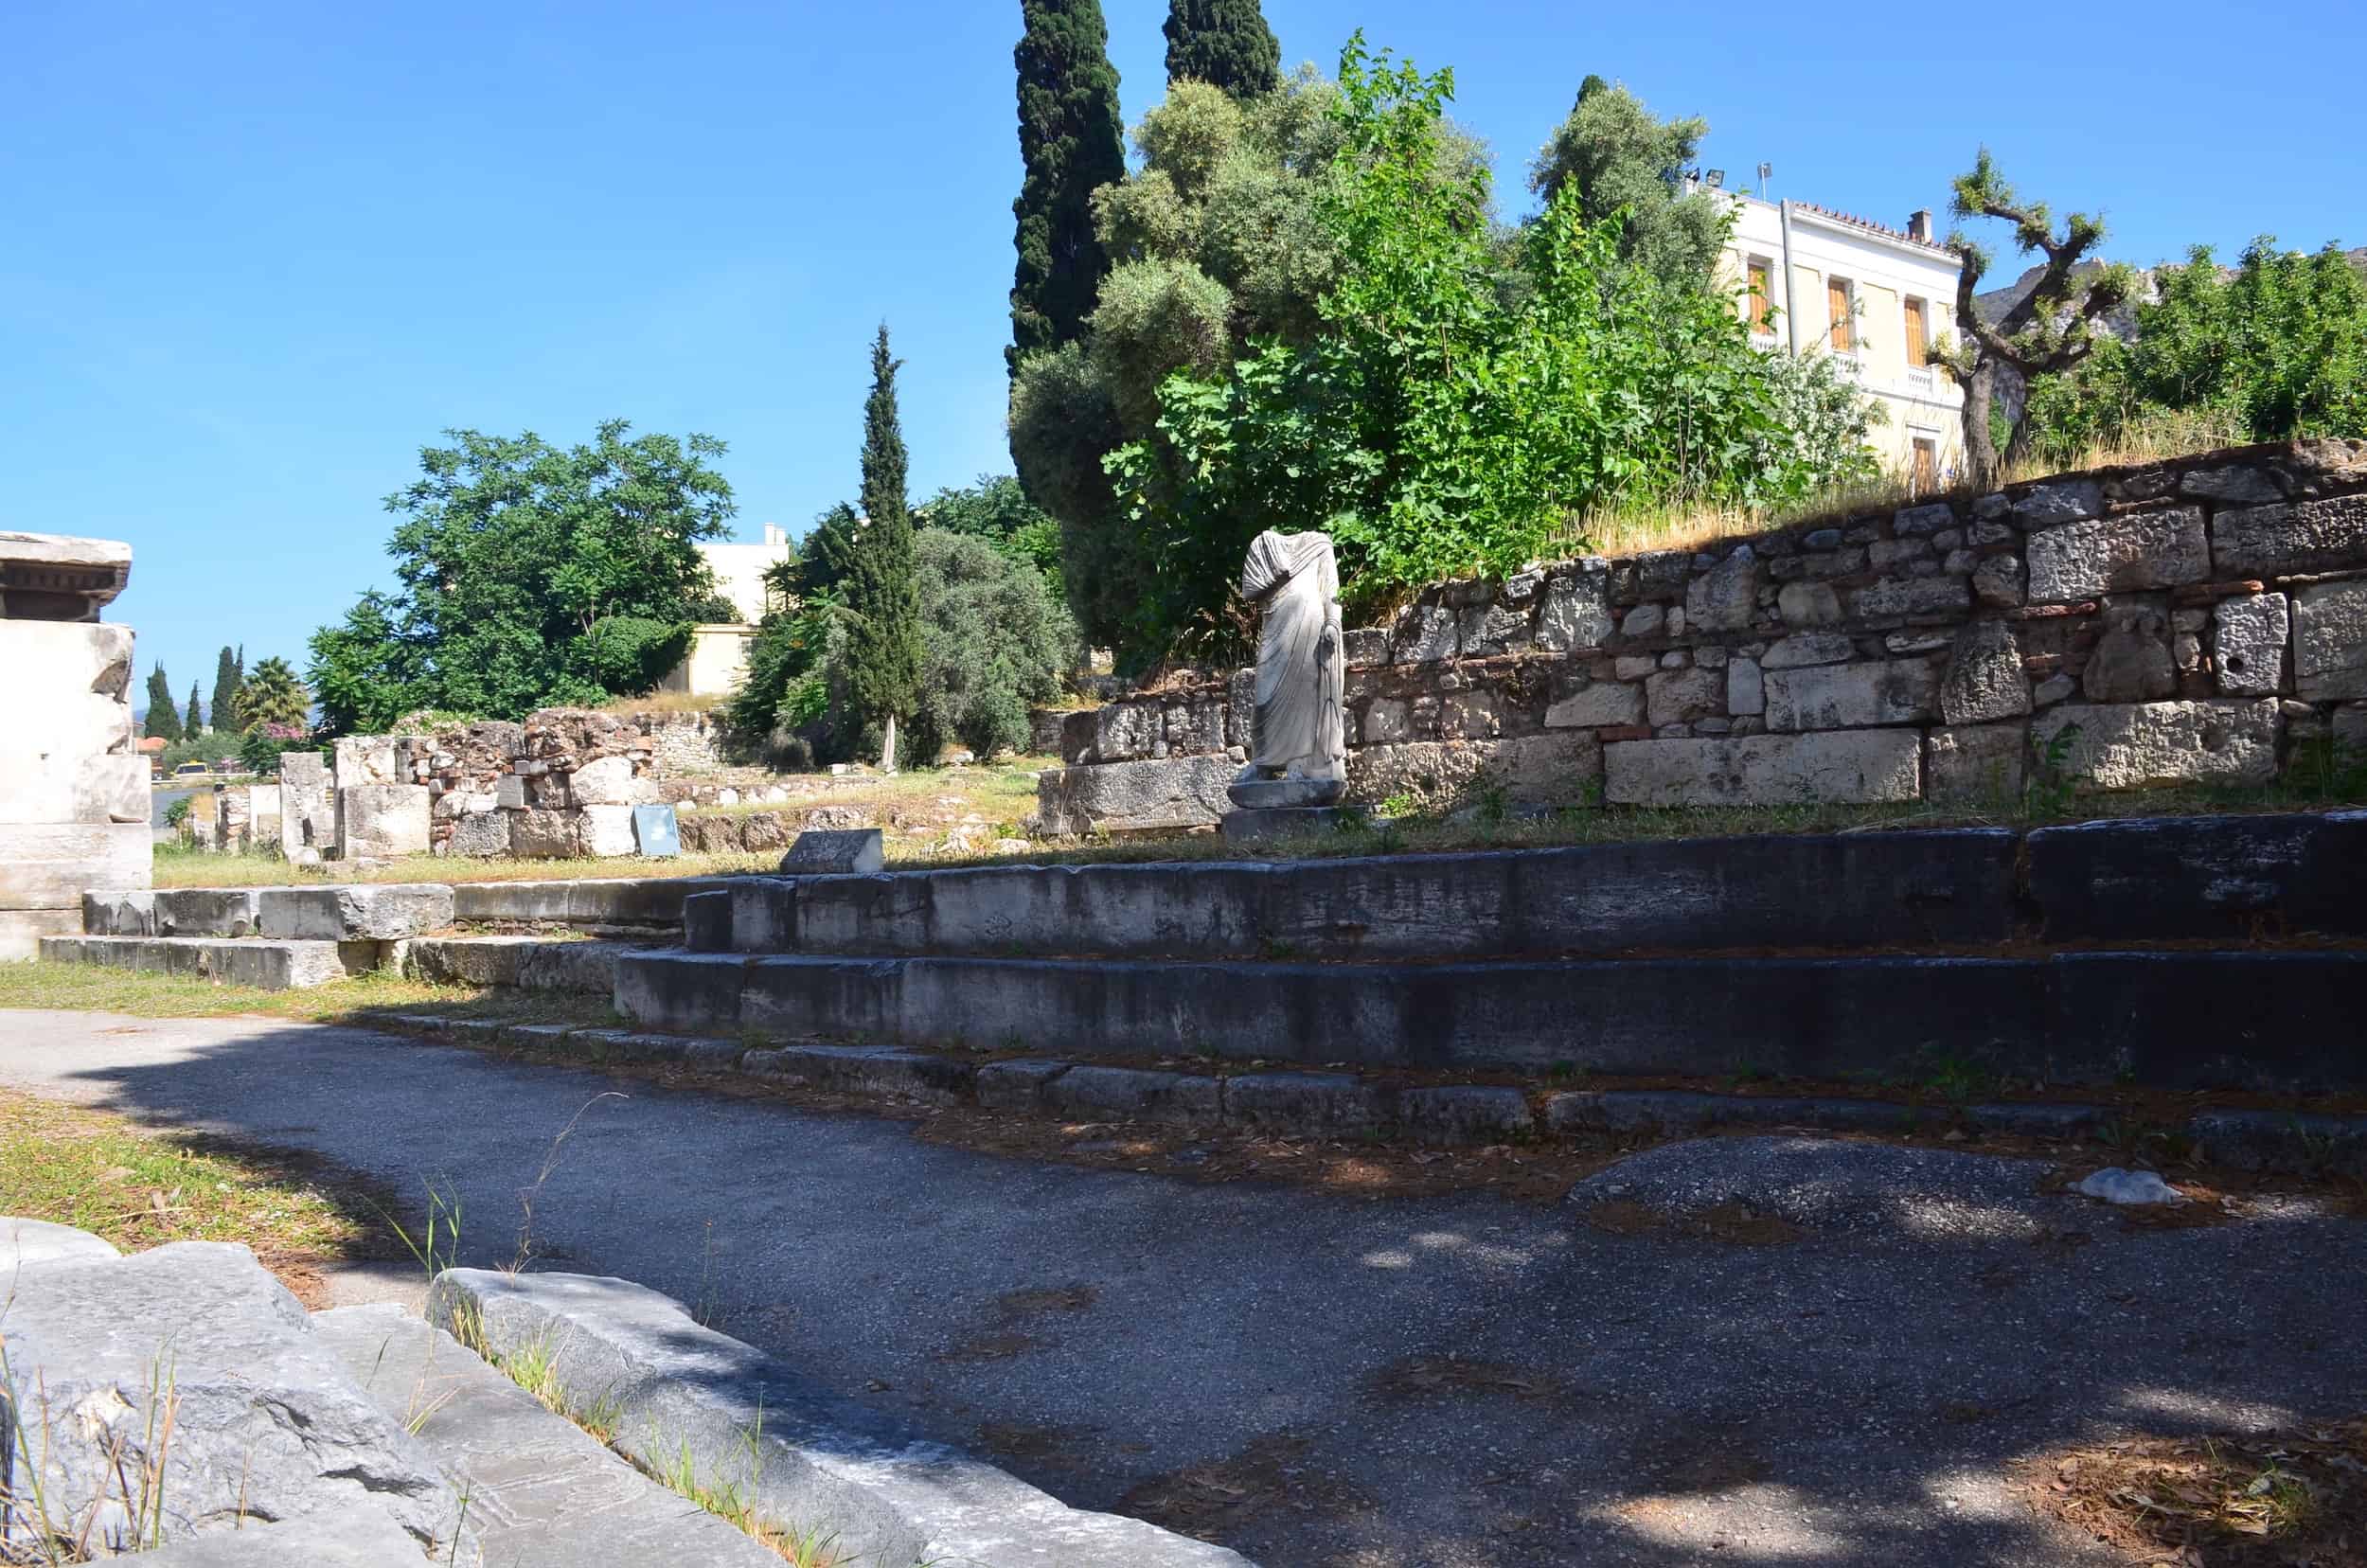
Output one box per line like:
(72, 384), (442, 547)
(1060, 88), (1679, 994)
(0, 961), (621, 1030)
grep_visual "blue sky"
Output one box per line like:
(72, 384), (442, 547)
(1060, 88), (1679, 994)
(5, 0), (2359, 713)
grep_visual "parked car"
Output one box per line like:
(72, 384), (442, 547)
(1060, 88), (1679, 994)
(172, 761), (211, 778)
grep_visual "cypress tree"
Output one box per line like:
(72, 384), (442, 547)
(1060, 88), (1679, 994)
(844, 325), (924, 771)
(185, 680), (205, 739)
(211, 645), (244, 735)
(1163, 0), (1280, 96)
(1010, 0), (1127, 373)
(143, 663), (181, 742)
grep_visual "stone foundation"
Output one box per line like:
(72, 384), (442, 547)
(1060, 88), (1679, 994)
(1038, 440), (2367, 830)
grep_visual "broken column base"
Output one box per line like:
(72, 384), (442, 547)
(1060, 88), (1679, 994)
(1219, 805), (1368, 844)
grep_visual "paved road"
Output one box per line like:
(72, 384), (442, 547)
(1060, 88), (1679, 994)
(4, 1008), (2361, 1568)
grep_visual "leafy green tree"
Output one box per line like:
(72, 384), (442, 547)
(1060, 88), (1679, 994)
(308, 420), (733, 730)
(1103, 39), (1834, 652)
(842, 328), (925, 770)
(1529, 80), (1722, 283)
(915, 474), (1066, 598)
(1937, 150), (2137, 487)
(142, 663), (181, 742)
(1164, 0), (1280, 97)
(239, 657), (311, 729)
(210, 646), (244, 736)
(239, 722), (311, 775)
(1010, 0), (1128, 373)
(2026, 237), (2367, 458)
(184, 681), (204, 739)
(904, 528), (1082, 763)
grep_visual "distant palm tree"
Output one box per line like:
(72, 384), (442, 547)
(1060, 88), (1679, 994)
(238, 656), (312, 730)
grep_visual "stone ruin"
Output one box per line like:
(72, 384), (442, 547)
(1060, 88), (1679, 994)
(0, 531), (147, 958)
(1039, 439), (2367, 833)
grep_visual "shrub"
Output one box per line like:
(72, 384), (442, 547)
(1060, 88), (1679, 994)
(902, 529), (1083, 764)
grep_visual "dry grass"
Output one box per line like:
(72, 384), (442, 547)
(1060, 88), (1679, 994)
(1558, 415), (2249, 561)
(0, 960), (622, 1031)
(0, 1089), (400, 1306)
(584, 690), (726, 718)
(2027, 1419), (2367, 1565)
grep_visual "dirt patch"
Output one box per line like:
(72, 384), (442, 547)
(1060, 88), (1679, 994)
(2024, 1418), (2367, 1566)
(1120, 1432), (1377, 1543)
(1367, 1356), (1559, 1402)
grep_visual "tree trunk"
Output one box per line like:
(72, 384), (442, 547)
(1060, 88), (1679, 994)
(880, 713), (898, 775)
(1962, 359), (2002, 492)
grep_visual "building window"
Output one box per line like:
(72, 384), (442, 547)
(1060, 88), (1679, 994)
(1904, 295), (1931, 366)
(1827, 277), (1854, 352)
(1747, 257), (1773, 333)
(1912, 436), (1938, 494)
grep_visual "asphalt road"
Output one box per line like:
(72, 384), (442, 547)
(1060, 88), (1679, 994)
(4, 1007), (2360, 1568)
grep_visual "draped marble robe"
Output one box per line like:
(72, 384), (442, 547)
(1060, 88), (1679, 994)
(1229, 529), (1345, 808)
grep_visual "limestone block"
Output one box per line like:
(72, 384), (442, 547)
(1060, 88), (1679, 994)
(1621, 604), (1665, 637)
(1442, 690), (1501, 738)
(1727, 657), (1764, 717)
(566, 754), (647, 807)
(1344, 734), (1600, 809)
(1684, 545), (1758, 633)
(503, 810), (581, 858)
(1035, 756), (1236, 834)
(1391, 602), (1458, 664)
(1762, 633), (1857, 669)
(1543, 682), (1644, 729)
(1894, 502), (1955, 536)
(577, 803), (639, 858)
(1362, 697), (1411, 742)
(2079, 608), (2177, 703)
(278, 753), (331, 860)
(1939, 620), (2030, 725)
(258, 883), (454, 941)
(0, 622), (137, 823)
(1847, 576), (1970, 621)
(448, 810), (512, 858)
(2211, 593), (2288, 696)
(1646, 667), (1724, 726)
(1603, 731), (1922, 806)
(2336, 703), (2367, 754)
(2179, 464), (2284, 505)
(2294, 579), (2367, 701)
(2025, 507), (2208, 601)
(0, 1240), (468, 1551)
(81, 888), (155, 935)
(1341, 627), (1388, 668)
(0, 531), (132, 617)
(1765, 658), (1940, 732)
(2033, 701), (2279, 791)
(1094, 703), (1156, 762)
(1535, 563), (1614, 652)
(1458, 599), (1530, 656)
(336, 784), (430, 861)
(0, 908), (83, 959)
(0, 822), (151, 912)
(1776, 581), (1844, 628)
(1972, 554), (2025, 609)
(154, 888), (261, 937)
(331, 735), (398, 789)
(2010, 478), (2104, 526)
(1926, 722), (2029, 806)
(2210, 493), (2367, 579)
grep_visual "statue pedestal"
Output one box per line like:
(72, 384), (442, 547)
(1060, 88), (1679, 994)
(1219, 804), (1368, 845)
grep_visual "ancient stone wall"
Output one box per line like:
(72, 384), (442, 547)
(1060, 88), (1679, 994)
(1038, 440), (2367, 831)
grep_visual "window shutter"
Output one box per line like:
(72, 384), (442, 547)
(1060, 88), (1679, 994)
(1828, 280), (1851, 351)
(1905, 298), (1929, 366)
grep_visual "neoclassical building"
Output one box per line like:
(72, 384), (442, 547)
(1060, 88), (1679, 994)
(1711, 187), (1968, 489)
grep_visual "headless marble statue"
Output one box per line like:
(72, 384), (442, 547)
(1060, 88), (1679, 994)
(1227, 529), (1346, 811)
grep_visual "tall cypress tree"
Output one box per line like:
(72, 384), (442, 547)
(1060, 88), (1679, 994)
(211, 645), (244, 735)
(1163, 0), (1280, 96)
(845, 325), (924, 770)
(1010, 0), (1126, 373)
(143, 663), (181, 742)
(185, 680), (205, 739)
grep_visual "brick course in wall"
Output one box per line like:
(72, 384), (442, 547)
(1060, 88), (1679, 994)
(1038, 439), (2367, 831)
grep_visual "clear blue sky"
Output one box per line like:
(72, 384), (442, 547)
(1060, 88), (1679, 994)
(6, 0), (2359, 712)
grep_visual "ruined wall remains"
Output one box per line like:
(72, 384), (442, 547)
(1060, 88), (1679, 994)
(0, 532), (147, 956)
(1039, 440), (2367, 832)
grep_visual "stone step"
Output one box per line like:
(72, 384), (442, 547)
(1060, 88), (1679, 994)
(40, 934), (379, 989)
(395, 935), (640, 994)
(690, 812), (2367, 963)
(448, 875), (735, 933)
(313, 1303), (783, 1568)
(425, 1270), (1255, 1567)
(616, 946), (2367, 1093)
(80, 883), (454, 941)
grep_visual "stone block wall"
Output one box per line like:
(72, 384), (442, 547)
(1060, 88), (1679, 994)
(1038, 440), (2367, 830)
(322, 707), (729, 860)
(0, 533), (146, 957)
